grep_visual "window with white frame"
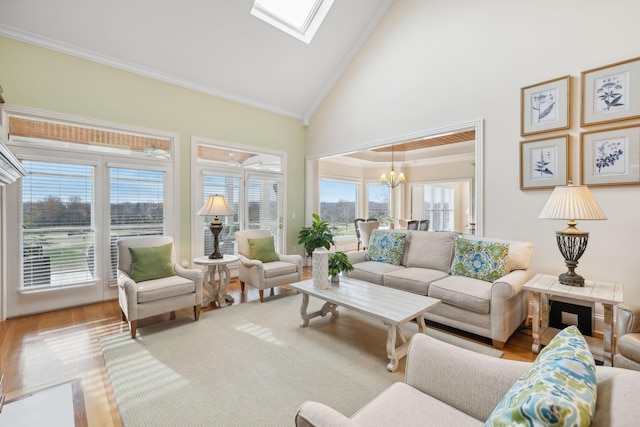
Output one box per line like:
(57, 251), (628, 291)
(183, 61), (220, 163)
(423, 186), (454, 231)
(194, 141), (285, 255)
(7, 114), (174, 291)
(319, 179), (358, 237)
(367, 183), (389, 221)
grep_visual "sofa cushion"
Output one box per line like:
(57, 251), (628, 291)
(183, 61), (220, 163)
(352, 382), (483, 427)
(136, 274), (195, 303)
(485, 325), (597, 427)
(427, 275), (492, 314)
(451, 235), (509, 282)
(405, 231), (455, 272)
(128, 243), (175, 282)
(262, 261), (297, 278)
(383, 268), (449, 295)
(366, 230), (407, 265)
(348, 261), (405, 285)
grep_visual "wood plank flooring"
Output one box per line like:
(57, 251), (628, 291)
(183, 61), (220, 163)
(1, 267), (537, 426)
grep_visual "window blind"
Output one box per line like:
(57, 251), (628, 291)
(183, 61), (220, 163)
(21, 160), (95, 289)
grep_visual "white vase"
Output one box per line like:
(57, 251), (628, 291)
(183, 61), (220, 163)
(330, 274), (340, 284)
(312, 247), (329, 290)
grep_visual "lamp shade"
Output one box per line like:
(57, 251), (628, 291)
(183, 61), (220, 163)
(538, 184), (606, 221)
(197, 194), (235, 217)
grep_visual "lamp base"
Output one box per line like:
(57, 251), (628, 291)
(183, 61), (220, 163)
(209, 218), (224, 259)
(556, 228), (589, 287)
(558, 271), (585, 287)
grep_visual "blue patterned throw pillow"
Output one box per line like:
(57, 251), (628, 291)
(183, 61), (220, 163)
(365, 230), (406, 265)
(451, 235), (509, 282)
(485, 325), (597, 427)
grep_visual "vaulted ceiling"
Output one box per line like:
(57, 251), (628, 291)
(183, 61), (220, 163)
(0, 0), (392, 122)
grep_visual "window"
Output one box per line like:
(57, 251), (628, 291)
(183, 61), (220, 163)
(367, 183), (389, 221)
(21, 160), (95, 288)
(319, 179), (357, 237)
(423, 186), (455, 231)
(194, 140), (285, 256)
(108, 167), (165, 281)
(250, 0), (335, 44)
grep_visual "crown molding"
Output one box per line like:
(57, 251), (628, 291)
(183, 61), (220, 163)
(0, 25), (304, 121)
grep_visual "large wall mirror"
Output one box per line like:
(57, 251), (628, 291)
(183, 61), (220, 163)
(305, 120), (483, 248)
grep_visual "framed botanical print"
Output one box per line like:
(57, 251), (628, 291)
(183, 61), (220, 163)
(521, 76), (570, 136)
(580, 124), (640, 186)
(581, 57), (640, 126)
(520, 135), (569, 190)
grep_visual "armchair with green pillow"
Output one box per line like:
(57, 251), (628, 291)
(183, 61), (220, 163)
(117, 235), (203, 338)
(235, 229), (303, 302)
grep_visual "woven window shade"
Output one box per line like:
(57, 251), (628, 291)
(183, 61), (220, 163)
(8, 117), (170, 153)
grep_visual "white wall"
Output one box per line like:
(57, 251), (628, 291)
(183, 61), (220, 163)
(307, 0), (640, 305)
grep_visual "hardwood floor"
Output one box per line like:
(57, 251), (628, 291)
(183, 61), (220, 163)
(0, 268), (537, 426)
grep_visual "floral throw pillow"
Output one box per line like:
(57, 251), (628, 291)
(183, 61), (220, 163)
(451, 235), (509, 282)
(365, 230), (406, 265)
(485, 325), (597, 427)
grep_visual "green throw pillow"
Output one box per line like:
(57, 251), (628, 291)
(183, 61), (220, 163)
(129, 243), (175, 282)
(365, 230), (406, 265)
(248, 236), (278, 263)
(451, 235), (509, 282)
(485, 325), (597, 427)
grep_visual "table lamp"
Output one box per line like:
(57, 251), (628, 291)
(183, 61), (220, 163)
(198, 194), (236, 259)
(538, 182), (606, 286)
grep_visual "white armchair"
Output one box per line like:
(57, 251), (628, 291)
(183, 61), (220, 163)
(117, 236), (203, 338)
(235, 229), (303, 302)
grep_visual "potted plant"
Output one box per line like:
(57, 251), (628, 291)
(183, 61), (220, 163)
(297, 213), (335, 257)
(328, 251), (353, 283)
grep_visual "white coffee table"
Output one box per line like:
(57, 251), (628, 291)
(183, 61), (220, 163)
(193, 255), (239, 307)
(290, 277), (441, 372)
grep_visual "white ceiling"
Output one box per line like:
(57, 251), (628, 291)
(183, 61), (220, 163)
(0, 0), (392, 122)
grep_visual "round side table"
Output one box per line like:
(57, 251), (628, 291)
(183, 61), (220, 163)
(193, 254), (239, 308)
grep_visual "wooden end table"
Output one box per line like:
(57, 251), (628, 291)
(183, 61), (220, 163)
(524, 273), (623, 366)
(193, 255), (239, 308)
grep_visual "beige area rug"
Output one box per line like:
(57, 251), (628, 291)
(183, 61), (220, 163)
(100, 293), (500, 426)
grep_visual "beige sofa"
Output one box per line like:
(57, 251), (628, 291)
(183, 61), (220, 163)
(345, 231), (534, 348)
(295, 333), (640, 426)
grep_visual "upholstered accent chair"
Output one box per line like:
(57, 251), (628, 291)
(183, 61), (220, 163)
(407, 220), (419, 230)
(235, 229), (303, 302)
(419, 219), (430, 231)
(356, 220), (380, 251)
(117, 236), (203, 338)
(614, 303), (640, 370)
(353, 218), (365, 251)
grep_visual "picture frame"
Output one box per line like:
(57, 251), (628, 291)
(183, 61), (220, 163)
(521, 75), (570, 136)
(580, 124), (640, 187)
(520, 135), (569, 190)
(581, 57), (640, 126)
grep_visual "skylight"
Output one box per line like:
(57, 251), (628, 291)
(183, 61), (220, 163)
(251, 0), (335, 44)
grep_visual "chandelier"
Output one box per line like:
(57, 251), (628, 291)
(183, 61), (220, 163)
(379, 145), (406, 188)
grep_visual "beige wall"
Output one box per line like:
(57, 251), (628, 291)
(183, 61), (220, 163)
(0, 36), (307, 261)
(307, 0), (640, 305)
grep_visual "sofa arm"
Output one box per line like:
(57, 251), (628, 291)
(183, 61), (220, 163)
(295, 401), (358, 427)
(617, 303), (640, 336)
(491, 269), (532, 300)
(238, 253), (263, 269)
(405, 334), (530, 422)
(346, 251), (367, 265)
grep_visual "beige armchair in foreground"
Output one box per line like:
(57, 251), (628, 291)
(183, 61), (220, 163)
(614, 303), (640, 370)
(235, 229), (303, 302)
(117, 236), (203, 338)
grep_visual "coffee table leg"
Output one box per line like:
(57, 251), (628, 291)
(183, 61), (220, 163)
(298, 294), (338, 327)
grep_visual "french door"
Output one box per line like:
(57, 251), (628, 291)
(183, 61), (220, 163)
(5, 149), (173, 317)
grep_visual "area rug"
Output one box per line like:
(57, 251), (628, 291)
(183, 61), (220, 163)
(100, 293), (499, 426)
